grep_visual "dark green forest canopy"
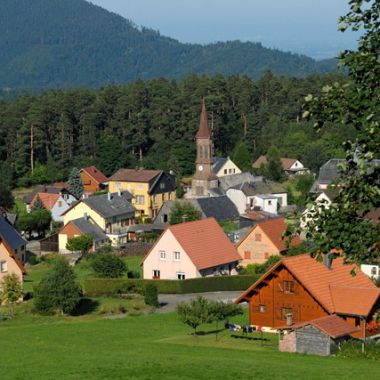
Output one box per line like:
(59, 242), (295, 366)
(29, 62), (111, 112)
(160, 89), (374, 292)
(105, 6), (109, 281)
(0, 0), (338, 90)
(0, 73), (356, 188)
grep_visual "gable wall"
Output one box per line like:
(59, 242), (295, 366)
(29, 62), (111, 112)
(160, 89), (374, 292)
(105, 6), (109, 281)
(216, 159), (242, 177)
(0, 242), (23, 284)
(63, 202), (105, 230)
(80, 171), (101, 193)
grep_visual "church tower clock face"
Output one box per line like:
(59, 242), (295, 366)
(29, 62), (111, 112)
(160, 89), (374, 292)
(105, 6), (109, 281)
(198, 165), (204, 171)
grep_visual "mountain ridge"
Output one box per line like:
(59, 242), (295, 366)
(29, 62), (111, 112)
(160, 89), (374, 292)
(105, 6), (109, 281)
(0, 0), (337, 90)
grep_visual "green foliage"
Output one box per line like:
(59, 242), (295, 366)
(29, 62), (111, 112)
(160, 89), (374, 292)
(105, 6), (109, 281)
(0, 184), (14, 210)
(261, 146), (284, 181)
(0, 273), (23, 311)
(84, 275), (259, 296)
(31, 195), (45, 211)
(299, 0), (380, 265)
(66, 235), (93, 256)
(34, 257), (82, 315)
(144, 283), (159, 308)
(238, 255), (281, 275)
(169, 201), (202, 225)
(68, 167), (83, 199)
(337, 340), (380, 361)
(91, 254), (127, 278)
(232, 141), (252, 172)
(209, 301), (244, 324)
(16, 208), (52, 237)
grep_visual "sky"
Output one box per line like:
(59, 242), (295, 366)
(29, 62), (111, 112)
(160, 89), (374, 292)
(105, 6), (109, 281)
(89, 0), (359, 60)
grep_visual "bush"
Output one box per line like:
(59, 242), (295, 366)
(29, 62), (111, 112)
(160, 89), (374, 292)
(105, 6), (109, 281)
(338, 340), (380, 361)
(91, 254), (127, 278)
(144, 283), (159, 307)
(84, 275), (259, 296)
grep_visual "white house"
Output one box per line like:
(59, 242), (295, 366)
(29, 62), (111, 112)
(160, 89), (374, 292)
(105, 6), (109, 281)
(253, 156), (308, 176)
(361, 264), (379, 280)
(143, 218), (241, 280)
(212, 157), (242, 177)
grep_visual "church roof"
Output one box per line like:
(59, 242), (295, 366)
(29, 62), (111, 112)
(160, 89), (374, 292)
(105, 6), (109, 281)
(196, 102), (211, 139)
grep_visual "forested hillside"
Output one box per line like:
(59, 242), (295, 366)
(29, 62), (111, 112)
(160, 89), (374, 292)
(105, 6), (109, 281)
(0, 0), (337, 90)
(0, 73), (355, 188)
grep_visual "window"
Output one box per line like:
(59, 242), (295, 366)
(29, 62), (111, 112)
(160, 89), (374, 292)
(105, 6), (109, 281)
(115, 182), (121, 189)
(371, 266), (377, 275)
(259, 304), (266, 313)
(152, 195), (156, 203)
(152, 270), (160, 279)
(136, 195), (145, 205)
(281, 308), (293, 320)
(264, 252), (269, 259)
(233, 169), (236, 173)
(174, 251), (180, 261)
(268, 200), (272, 206)
(229, 169), (233, 174)
(177, 273), (185, 280)
(160, 183), (165, 190)
(58, 201), (63, 207)
(255, 233), (262, 242)
(159, 251), (166, 260)
(244, 251), (251, 260)
(168, 192), (171, 200)
(283, 280), (295, 294)
(0, 261), (7, 273)
(224, 169), (228, 174)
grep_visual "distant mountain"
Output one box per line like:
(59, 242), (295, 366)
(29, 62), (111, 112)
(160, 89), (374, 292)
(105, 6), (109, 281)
(0, 0), (337, 90)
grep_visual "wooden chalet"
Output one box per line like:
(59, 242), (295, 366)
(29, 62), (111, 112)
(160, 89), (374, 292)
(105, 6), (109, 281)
(236, 254), (380, 339)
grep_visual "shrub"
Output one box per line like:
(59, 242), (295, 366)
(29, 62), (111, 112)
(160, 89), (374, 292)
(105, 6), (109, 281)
(338, 340), (380, 361)
(34, 257), (82, 315)
(91, 254), (127, 278)
(144, 283), (159, 307)
(0, 273), (23, 313)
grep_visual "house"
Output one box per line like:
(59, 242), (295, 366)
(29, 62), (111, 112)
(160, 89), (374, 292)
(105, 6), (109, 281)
(143, 218), (241, 280)
(30, 192), (74, 222)
(278, 315), (358, 356)
(154, 196), (239, 226)
(361, 264), (380, 280)
(253, 156), (308, 176)
(212, 157), (241, 177)
(108, 169), (176, 218)
(236, 254), (380, 339)
(239, 210), (279, 229)
(0, 217), (27, 284)
(236, 218), (302, 265)
(226, 179), (288, 215)
(310, 159), (345, 193)
(80, 166), (108, 194)
(58, 216), (109, 254)
(62, 191), (136, 247)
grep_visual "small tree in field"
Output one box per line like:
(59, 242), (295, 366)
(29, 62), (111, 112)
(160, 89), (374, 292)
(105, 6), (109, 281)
(144, 283), (159, 308)
(91, 254), (127, 278)
(176, 296), (213, 335)
(0, 274), (23, 314)
(169, 201), (202, 225)
(31, 195), (45, 211)
(66, 235), (93, 256)
(34, 257), (81, 315)
(209, 301), (243, 340)
(68, 167), (84, 199)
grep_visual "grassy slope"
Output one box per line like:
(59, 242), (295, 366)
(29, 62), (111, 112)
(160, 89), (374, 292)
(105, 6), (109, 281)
(0, 312), (379, 380)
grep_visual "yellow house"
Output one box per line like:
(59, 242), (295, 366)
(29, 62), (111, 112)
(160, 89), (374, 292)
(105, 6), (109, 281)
(108, 169), (176, 218)
(61, 191), (135, 248)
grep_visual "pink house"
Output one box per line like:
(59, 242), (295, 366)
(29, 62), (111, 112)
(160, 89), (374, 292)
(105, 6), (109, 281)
(142, 218), (241, 280)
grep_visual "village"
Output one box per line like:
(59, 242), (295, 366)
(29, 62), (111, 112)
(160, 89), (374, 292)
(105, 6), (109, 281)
(1, 101), (379, 364)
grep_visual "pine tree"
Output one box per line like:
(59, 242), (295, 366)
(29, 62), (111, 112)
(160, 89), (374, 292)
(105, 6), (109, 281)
(68, 167), (83, 199)
(232, 141), (252, 172)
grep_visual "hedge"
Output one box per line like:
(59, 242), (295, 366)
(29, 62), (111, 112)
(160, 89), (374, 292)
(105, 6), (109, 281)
(83, 275), (259, 296)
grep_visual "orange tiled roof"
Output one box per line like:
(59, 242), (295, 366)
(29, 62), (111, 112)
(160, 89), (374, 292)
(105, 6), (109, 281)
(279, 315), (359, 339)
(168, 218), (241, 270)
(252, 155), (298, 170)
(81, 166), (108, 184)
(109, 168), (161, 183)
(237, 254), (380, 317)
(31, 193), (60, 211)
(237, 218), (302, 252)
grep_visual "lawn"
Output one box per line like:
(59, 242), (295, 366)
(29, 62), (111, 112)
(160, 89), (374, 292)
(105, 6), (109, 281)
(1, 311), (379, 380)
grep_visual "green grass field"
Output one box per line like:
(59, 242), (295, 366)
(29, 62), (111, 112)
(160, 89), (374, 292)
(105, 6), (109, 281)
(1, 311), (379, 380)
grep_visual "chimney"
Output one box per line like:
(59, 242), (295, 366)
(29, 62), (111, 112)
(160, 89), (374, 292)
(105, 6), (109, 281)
(84, 212), (88, 221)
(323, 253), (332, 269)
(107, 192), (112, 201)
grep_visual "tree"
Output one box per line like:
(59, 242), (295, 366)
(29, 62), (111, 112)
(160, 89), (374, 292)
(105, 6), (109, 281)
(176, 296), (214, 335)
(31, 195), (45, 211)
(0, 184), (14, 210)
(260, 146), (284, 181)
(232, 141), (252, 172)
(66, 235), (93, 256)
(91, 253), (127, 278)
(34, 257), (82, 315)
(68, 167), (83, 199)
(169, 201), (202, 225)
(298, 0), (380, 265)
(144, 283), (159, 308)
(0, 273), (23, 314)
(294, 173), (315, 206)
(209, 301), (243, 340)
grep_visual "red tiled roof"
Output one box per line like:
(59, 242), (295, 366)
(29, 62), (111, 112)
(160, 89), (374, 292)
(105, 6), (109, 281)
(237, 254), (380, 317)
(81, 166), (108, 184)
(252, 155), (298, 170)
(31, 193), (60, 211)
(109, 168), (161, 183)
(196, 101), (211, 139)
(279, 315), (359, 339)
(158, 218), (241, 270)
(237, 218), (302, 252)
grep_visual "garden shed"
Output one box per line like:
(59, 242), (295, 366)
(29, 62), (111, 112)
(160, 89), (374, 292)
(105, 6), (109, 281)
(278, 315), (358, 356)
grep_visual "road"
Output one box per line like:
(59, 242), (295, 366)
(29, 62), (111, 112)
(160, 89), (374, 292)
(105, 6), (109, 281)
(157, 291), (245, 313)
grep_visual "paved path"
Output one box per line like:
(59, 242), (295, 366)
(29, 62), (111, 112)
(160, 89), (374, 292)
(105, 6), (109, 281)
(157, 291), (244, 313)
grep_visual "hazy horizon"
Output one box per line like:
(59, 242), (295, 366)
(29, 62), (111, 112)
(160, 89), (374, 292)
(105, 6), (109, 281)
(89, 0), (358, 60)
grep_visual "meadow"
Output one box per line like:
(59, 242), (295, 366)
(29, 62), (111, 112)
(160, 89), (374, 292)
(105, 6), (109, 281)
(1, 311), (379, 380)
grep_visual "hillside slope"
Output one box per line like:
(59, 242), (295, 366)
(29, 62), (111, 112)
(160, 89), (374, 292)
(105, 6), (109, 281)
(0, 0), (337, 89)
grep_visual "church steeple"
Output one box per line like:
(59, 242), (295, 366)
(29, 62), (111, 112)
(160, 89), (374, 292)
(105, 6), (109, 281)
(196, 100), (211, 139)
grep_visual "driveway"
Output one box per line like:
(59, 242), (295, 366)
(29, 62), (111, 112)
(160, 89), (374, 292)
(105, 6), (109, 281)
(157, 291), (244, 313)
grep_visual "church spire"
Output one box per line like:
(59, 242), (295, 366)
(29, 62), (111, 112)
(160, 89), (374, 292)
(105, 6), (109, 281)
(196, 99), (211, 139)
